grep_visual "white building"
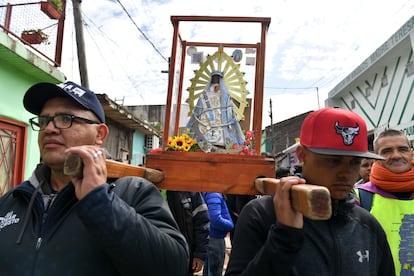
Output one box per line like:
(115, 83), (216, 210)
(326, 16), (414, 147)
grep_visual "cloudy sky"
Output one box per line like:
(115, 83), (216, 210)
(59, 0), (413, 127)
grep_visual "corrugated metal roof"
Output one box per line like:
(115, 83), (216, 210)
(97, 94), (160, 137)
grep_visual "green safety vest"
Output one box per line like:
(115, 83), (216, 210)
(370, 194), (414, 275)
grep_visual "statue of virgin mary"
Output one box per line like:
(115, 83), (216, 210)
(186, 71), (245, 152)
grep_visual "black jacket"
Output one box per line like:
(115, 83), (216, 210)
(225, 194), (395, 276)
(0, 164), (189, 276)
(166, 191), (210, 262)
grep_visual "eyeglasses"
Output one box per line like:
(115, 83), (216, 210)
(29, 113), (100, 131)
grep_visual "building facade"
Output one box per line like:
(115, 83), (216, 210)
(0, 30), (65, 194)
(326, 16), (414, 146)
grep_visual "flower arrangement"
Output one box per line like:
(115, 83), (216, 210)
(48, 0), (63, 12)
(166, 133), (200, 152)
(236, 130), (256, 155)
(149, 131), (255, 155)
(21, 29), (49, 44)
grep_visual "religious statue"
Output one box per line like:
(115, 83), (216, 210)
(186, 70), (245, 152)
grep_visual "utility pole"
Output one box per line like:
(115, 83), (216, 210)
(316, 87), (320, 109)
(72, 0), (89, 88)
(269, 98), (273, 154)
(269, 98), (273, 126)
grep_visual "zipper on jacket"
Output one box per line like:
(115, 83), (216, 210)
(41, 193), (56, 225)
(36, 193), (56, 250)
(31, 193), (56, 274)
(329, 221), (342, 276)
(36, 237), (43, 250)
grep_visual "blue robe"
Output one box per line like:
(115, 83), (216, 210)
(187, 72), (245, 152)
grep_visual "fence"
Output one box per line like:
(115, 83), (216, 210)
(0, 0), (66, 66)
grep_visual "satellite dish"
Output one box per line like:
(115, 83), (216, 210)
(187, 46), (197, 56)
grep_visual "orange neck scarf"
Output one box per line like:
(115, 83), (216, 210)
(370, 161), (414, 192)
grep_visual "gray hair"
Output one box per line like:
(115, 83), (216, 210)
(373, 129), (409, 153)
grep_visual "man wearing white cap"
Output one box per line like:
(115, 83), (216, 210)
(226, 107), (394, 275)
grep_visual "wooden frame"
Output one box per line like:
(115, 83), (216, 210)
(145, 16), (274, 193)
(162, 16), (271, 153)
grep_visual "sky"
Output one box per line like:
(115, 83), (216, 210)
(59, 0), (414, 128)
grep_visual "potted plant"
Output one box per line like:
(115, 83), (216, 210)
(21, 29), (49, 45)
(40, 0), (63, 20)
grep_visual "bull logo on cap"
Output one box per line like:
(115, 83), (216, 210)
(335, 122), (359, 145)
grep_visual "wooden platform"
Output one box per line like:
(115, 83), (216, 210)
(145, 151), (275, 194)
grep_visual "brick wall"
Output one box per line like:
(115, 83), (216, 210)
(265, 111), (312, 156)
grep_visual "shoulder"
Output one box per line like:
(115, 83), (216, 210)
(351, 205), (385, 233)
(239, 196), (275, 224)
(112, 176), (155, 190)
(0, 181), (34, 202)
(111, 176), (164, 205)
(202, 192), (221, 201)
(234, 196), (276, 241)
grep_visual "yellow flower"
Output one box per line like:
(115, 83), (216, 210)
(166, 133), (199, 152)
(174, 136), (186, 151)
(167, 137), (176, 148)
(183, 143), (191, 151)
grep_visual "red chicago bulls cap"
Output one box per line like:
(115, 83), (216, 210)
(300, 107), (384, 159)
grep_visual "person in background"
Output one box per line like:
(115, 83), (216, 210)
(225, 107), (394, 275)
(0, 81), (188, 275)
(294, 164), (302, 175)
(202, 192), (234, 276)
(355, 158), (374, 185)
(166, 191), (210, 275)
(276, 167), (290, 178)
(225, 194), (256, 242)
(357, 129), (414, 275)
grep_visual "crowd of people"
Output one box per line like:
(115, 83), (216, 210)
(1, 78), (412, 275)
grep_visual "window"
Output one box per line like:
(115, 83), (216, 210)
(0, 118), (27, 195)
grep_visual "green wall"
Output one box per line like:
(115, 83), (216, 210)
(0, 31), (65, 179)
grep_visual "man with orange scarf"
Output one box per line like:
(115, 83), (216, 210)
(357, 129), (414, 276)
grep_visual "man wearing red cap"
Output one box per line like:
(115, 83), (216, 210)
(0, 81), (189, 275)
(225, 107), (394, 275)
(357, 128), (414, 275)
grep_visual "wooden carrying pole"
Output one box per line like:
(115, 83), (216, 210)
(64, 154), (164, 184)
(64, 156), (331, 220)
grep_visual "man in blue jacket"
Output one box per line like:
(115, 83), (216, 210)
(202, 192), (234, 276)
(0, 81), (188, 275)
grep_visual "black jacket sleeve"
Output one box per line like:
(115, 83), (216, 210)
(77, 176), (189, 276)
(225, 197), (303, 276)
(191, 192), (210, 261)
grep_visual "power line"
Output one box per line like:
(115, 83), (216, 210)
(264, 86), (317, 90)
(115, 0), (169, 63)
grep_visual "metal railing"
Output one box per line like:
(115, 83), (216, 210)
(0, 1), (67, 67)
